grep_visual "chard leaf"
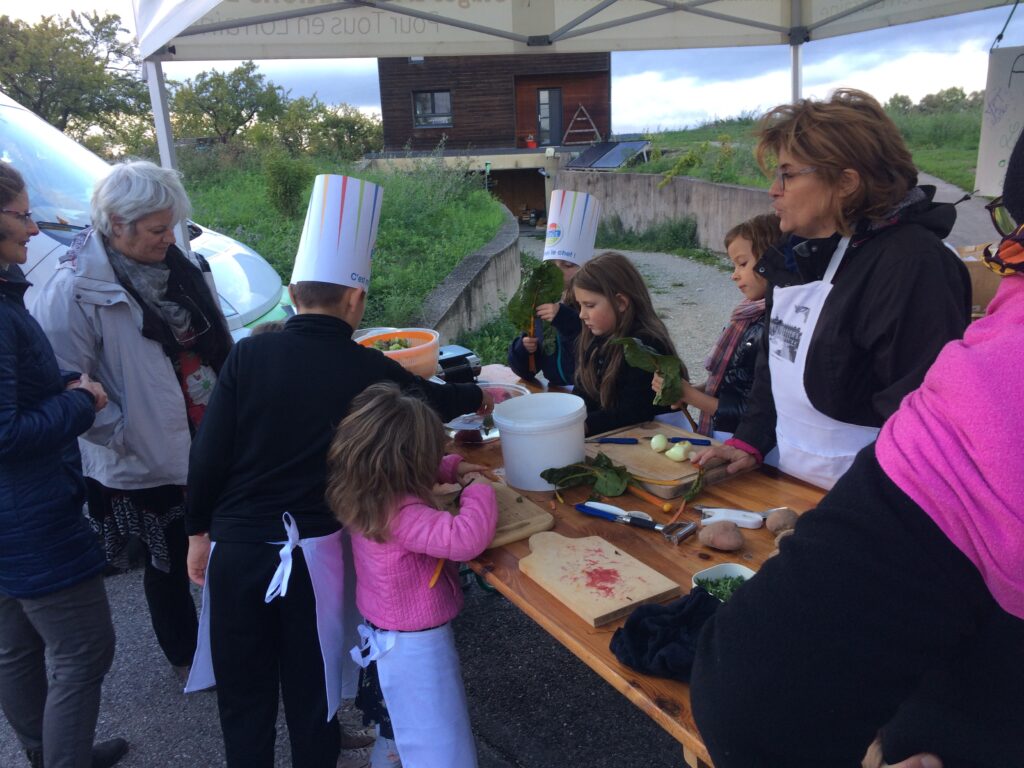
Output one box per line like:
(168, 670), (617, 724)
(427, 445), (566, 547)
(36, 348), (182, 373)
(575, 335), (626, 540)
(540, 452), (632, 497)
(611, 337), (685, 406)
(507, 261), (564, 334)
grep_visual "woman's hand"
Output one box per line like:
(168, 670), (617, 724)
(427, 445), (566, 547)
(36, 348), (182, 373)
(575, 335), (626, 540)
(187, 534), (211, 587)
(652, 372), (688, 410)
(71, 373), (108, 412)
(692, 444), (759, 474)
(521, 336), (539, 354)
(535, 302), (559, 322)
(476, 389), (495, 416)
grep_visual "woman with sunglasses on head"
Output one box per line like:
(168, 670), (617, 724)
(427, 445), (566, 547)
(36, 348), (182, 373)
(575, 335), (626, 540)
(690, 130), (1024, 768)
(32, 161), (232, 683)
(693, 89), (971, 491)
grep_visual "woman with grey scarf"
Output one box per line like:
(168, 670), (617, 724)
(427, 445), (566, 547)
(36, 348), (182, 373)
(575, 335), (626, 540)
(33, 161), (232, 682)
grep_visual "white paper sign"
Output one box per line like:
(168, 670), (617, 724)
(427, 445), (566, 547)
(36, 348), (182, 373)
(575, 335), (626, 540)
(975, 45), (1024, 197)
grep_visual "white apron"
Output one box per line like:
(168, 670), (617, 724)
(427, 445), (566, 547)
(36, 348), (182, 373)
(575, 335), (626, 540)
(767, 237), (879, 490)
(351, 623), (478, 768)
(185, 513), (361, 718)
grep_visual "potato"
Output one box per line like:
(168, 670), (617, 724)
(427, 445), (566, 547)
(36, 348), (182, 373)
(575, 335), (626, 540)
(697, 521), (744, 551)
(766, 507), (799, 534)
(650, 433), (669, 453)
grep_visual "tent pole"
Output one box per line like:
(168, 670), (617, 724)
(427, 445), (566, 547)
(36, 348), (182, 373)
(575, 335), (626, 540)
(144, 58), (190, 253)
(789, 0), (804, 102)
(790, 42), (802, 102)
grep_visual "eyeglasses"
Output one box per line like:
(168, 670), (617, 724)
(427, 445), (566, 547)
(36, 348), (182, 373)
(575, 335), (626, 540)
(773, 166), (817, 191)
(0, 208), (33, 224)
(985, 196), (1018, 238)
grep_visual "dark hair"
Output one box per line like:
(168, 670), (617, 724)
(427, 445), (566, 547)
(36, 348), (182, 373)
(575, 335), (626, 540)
(756, 89), (918, 234)
(724, 214), (783, 258)
(249, 319), (287, 336)
(290, 281), (354, 309)
(0, 164), (26, 209)
(1003, 131), (1024, 223)
(325, 383), (444, 542)
(573, 251), (682, 409)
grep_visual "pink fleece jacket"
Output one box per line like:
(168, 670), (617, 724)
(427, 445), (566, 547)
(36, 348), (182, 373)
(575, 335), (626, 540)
(876, 275), (1024, 619)
(350, 453), (498, 631)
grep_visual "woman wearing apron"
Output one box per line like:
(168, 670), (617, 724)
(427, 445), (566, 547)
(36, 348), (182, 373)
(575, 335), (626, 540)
(694, 89), (971, 490)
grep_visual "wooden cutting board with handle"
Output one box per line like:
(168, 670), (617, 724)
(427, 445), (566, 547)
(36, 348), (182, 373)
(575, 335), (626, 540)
(585, 421), (739, 499)
(519, 532), (680, 627)
(488, 482), (555, 548)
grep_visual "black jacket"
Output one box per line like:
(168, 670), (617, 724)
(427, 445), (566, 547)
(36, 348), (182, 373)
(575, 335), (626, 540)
(186, 314), (483, 541)
(711, 317), (764, 434)
(733, 186), (971, 457)
(577, 331), (671, 436)
(0, 266), (105, 598)
(507, 302), (581, 387)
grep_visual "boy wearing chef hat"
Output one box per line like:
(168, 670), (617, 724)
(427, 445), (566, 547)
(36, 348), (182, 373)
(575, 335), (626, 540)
(184, 175), (492, 768)
(508, 189), (601, 386)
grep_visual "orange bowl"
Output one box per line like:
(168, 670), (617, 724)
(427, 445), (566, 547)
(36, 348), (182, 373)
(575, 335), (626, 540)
(358, 328), (440, 378)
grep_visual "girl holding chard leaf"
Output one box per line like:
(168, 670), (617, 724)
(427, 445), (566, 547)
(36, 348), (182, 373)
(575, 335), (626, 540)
(573, 252), (683, 435)
(653, 214), (783, 439)
(508, 189), (600, 386)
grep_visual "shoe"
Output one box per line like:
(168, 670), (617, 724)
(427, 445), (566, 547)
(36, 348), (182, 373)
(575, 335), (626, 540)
(24, 749), (43, 768)
(91, 738), (129, 768)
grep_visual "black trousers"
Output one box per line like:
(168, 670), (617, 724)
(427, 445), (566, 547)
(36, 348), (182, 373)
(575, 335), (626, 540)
(691, 444), (1024, 768)
(208, 541), (340, 768)
(144, 517), (199, 667)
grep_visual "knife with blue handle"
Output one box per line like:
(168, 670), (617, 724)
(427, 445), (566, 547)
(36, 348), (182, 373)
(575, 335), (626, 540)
(585, 436), (712, 446)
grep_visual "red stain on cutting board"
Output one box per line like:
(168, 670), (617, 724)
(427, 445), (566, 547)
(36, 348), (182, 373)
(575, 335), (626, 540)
(584, 566), (621, 597)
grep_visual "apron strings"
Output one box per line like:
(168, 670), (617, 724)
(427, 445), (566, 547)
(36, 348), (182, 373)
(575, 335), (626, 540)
(264, 512), (300, 603)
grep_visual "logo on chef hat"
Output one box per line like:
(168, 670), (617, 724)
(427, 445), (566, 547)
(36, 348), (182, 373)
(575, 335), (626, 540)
(543, 189), (600, 267)
(291, 175), (383, 290)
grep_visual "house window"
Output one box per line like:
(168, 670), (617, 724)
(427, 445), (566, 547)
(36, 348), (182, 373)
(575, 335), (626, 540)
(413, 91), (452, 128)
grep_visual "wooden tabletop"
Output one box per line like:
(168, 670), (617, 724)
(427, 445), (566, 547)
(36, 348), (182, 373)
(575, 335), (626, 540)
(457, 366), (825, 767)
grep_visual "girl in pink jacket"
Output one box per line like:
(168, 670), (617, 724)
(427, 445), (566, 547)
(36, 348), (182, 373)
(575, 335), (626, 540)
(327, 383), (498, 768)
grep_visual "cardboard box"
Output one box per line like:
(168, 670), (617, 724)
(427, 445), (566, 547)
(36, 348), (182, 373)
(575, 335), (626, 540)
(957, 244), (1004, 317)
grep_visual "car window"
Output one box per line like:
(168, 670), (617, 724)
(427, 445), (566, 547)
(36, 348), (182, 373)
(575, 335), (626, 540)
(0, 102), (111, 245)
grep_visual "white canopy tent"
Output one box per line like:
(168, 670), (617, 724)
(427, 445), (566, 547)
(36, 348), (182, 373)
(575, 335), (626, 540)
(133, 0), (1012, 173)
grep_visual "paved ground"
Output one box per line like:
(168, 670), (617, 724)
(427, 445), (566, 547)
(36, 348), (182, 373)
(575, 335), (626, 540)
(2, 181), (992, 767)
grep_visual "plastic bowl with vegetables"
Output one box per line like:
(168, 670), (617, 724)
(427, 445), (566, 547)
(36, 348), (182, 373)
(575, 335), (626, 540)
(691, 563), (755, 602)
(358, 328), (440, 378)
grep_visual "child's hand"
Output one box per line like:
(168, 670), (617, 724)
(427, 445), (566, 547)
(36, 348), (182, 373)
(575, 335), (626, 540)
(535, 302), (559, 322)
(456, 461), (488, 484)
(653, 373), (688, 410)
(521, 336), (539, 354)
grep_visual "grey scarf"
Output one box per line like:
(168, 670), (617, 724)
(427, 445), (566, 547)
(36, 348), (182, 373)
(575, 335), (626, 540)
(106, 246), (193, 341)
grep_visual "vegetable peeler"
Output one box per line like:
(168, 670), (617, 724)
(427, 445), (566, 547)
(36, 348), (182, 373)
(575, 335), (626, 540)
(585, 436), (712, 446)
(692, 505), (774, 529)
(574, 502), (697, 545)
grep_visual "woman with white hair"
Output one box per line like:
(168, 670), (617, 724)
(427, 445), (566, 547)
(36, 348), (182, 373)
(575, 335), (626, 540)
(33, 160), (232, 681)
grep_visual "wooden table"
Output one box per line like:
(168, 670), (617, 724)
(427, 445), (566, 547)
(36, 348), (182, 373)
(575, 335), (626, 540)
(457, 366), (825, 767)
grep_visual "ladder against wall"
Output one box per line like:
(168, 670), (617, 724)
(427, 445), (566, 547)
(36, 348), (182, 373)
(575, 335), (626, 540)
(562, 104), (602, 145)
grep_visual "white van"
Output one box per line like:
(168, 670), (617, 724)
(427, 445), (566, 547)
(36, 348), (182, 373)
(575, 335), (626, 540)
(0, 90), (284, 339)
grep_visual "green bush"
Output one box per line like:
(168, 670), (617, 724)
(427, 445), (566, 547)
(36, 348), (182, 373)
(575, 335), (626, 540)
(262, 151), (315, 217)
(595, 214), (727, 270)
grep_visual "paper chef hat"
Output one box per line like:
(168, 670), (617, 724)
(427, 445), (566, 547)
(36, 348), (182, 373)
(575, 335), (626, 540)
(543, 189), (601, 267)
(290, 175), (383, 290)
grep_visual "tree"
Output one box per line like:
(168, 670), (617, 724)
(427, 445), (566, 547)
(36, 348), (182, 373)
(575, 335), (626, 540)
(172, 61), (285, 143)
(0, 12), (148, 137)
(885, 93), (914, 115)
(917, 86), (968, 114)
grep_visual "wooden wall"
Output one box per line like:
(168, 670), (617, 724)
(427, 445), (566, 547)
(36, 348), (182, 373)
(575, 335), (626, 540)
(378, 53), (610, 150)
(513, 72), (610, 145)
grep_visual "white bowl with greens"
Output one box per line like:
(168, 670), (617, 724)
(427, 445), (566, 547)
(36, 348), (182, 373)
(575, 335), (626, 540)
(692, 563), (756, 602)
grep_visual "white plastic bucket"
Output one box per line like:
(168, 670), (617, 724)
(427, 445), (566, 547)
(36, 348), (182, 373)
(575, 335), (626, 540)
(493, 392), (587, 491)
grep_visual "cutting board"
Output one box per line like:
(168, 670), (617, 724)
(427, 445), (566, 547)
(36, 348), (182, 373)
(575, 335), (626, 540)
(519, 532), (680, 627)
(442, 481), (555, 548)
(584, 421), (737, 499)
(488, 482), (555, 548)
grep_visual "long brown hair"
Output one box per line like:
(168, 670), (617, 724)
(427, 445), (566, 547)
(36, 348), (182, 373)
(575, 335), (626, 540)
(756, 88), (918, 234)
(326, 383), (444, 542)
(573, 251), (681, 409)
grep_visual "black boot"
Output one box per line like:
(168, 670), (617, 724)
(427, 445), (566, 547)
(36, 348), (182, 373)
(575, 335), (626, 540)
(24, 749), (43, 768)
(91, 738), (129, 768)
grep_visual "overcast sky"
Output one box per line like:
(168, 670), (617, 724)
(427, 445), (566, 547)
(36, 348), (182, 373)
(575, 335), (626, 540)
(12, 2), (1024, 133)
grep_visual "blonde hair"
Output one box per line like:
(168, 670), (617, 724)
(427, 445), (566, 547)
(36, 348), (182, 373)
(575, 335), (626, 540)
(326, 383), (444, 542)
(573, 251), (682, 409)
(756, 88), (918, 234)
(724, 214), (783, 259)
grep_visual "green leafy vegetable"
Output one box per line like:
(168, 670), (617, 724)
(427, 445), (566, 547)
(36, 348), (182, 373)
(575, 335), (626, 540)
(695, 575), (747, 602)
(507, 261), (565, 371)
(682, 467), (705, 503)
(540, 452), (632, 497)
(611, 337), (685, 406)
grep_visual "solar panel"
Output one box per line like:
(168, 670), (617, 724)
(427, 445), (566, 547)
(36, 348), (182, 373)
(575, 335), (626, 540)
(565, 140), (650, 170)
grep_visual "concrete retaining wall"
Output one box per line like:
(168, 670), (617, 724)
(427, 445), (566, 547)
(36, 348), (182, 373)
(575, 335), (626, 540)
(415, 206), (521, 343)
(552, 170), (771, 251)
